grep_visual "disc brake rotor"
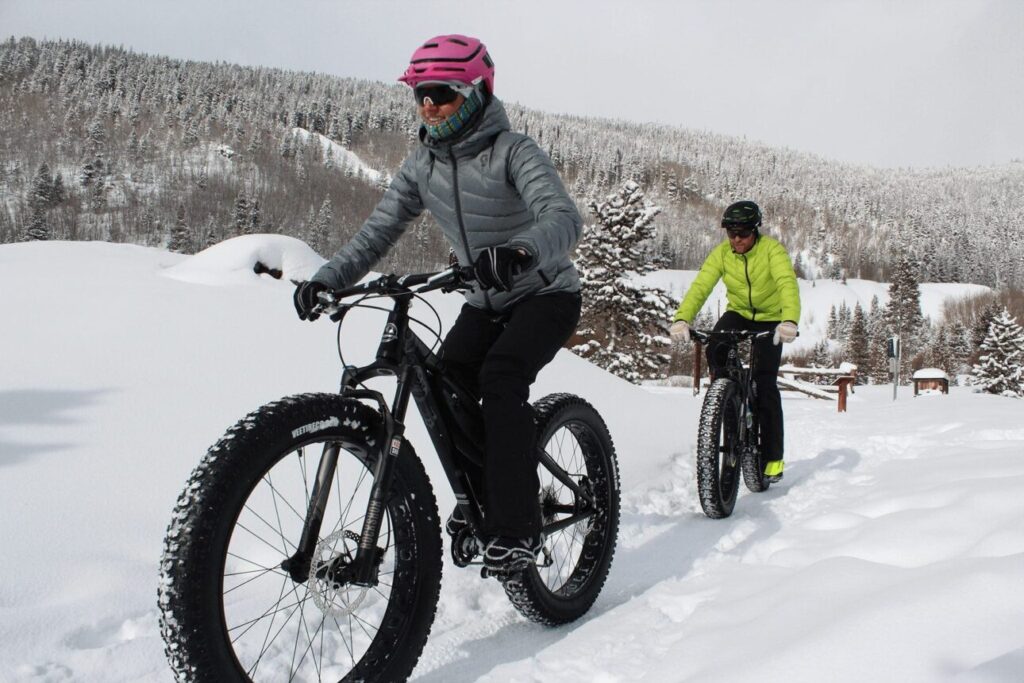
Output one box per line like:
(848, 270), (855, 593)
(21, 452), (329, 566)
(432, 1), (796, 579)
(309, 529), (369, 617)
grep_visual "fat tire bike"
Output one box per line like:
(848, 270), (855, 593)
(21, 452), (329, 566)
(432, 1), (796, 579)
(692, 328), (774, 519)
(158, 266), (620, 682)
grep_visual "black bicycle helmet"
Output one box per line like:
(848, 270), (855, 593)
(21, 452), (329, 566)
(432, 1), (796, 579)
(721, 200), (762, 229)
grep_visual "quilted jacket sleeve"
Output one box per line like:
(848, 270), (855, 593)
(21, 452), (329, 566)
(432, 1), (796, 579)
(673, 244), (725, 323)
(769, 240), (801, 323)
(504, 136), (583, 273)
(311, 154), (424, 289)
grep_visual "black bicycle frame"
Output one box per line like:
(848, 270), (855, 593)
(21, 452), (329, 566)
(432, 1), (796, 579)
(698, 329), (771, 458)
(287, 273), (597, 585)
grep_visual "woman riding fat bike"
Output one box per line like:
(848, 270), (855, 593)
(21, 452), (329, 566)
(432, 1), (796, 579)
(294, 33), (584, 573)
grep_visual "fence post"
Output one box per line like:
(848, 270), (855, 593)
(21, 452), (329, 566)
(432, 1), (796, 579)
(836, 377), (854, 412)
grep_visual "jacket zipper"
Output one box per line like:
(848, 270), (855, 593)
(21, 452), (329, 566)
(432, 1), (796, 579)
(741, 253), (757, 320)
(450, 150), (492, 309)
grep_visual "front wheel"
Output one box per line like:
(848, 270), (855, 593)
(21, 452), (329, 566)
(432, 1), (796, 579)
(158, 393), (442, 683)
(501, 393), (620, 625)
(696, 378), (742, 518)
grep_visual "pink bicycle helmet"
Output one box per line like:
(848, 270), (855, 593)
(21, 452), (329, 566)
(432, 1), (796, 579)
(398, 34), (495, 94)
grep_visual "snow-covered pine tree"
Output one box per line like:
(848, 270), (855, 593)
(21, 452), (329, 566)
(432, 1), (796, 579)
(22, 204), (49, 241)
(810, 340), (833, 384)
(572, 180), (676, 383)
(846, 303), (869, 382)
(168, 203), (192, 254)
(233, 192), (250, 236)
(948, 320), (972, 379)
(883, 253), (924, 382)
(972, 308), (1024, 397)
(315, 198), (334, 243)
(249, 198), (261, 233)
(28, 162), (54, 209)
(308, 202), (329, 257)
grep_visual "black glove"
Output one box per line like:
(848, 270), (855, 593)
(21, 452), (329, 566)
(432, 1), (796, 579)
(473, 247), (533, 292)
(293, 280), (329, 321)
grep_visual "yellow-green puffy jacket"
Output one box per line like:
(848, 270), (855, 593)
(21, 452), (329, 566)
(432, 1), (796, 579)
(672, 235), (801, 324)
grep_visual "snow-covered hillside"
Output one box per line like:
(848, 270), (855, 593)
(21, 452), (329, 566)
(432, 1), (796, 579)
(292, 127), (390, 186)
(1, 239), (1021, 682)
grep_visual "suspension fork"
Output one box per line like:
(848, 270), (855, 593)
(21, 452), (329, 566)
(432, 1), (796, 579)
(281, 441), (341, 582)
(347, 364), (415, 586)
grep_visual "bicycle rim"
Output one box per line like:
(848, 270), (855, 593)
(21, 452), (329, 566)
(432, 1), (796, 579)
(220, 440), (394, 681)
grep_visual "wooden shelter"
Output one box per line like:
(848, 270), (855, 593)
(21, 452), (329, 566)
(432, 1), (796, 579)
(912, 368), (950, 396)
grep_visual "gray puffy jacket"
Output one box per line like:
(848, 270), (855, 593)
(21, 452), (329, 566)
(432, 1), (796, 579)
(311, 97), (582, 312)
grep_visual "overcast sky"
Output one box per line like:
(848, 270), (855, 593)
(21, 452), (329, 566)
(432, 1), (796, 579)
(3, 0), (1022, 169)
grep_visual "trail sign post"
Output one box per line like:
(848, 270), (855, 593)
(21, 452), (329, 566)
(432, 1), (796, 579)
(887, 335), (901, 401)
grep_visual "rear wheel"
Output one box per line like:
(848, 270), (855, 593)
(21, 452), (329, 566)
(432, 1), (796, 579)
(696, 379), (742, 518)
(158, 394), (442, 682)
(741, 413), (769, 493)
(500, 393), (620, 625)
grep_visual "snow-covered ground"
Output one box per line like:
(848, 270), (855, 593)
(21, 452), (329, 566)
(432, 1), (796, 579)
(1, 238), (1021, 682)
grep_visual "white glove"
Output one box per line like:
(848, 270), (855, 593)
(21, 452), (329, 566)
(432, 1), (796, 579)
(669, 320), (691, 343)
(773, 321), (798, 345)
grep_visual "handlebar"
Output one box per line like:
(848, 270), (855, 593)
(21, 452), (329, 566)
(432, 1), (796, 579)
(313, 266), (477, 317)
(690, 328), (775, 345)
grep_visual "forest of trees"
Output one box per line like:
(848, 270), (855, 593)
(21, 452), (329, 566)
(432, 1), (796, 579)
(3, 37), (1023, 388)
(4, 37), (1024, 288)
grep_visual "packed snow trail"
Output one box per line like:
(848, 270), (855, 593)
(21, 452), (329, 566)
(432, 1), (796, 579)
(0, 240), (1021, 682)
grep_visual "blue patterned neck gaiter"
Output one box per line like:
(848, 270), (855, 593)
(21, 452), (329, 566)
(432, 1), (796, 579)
(425, 89), (484, 141)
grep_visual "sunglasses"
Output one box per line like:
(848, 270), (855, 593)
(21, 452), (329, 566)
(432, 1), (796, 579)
(414, 83), (471, 106)
(726, 227), (755, 239)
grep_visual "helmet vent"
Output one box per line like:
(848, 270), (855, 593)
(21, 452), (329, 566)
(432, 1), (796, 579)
(449, 38), (469, 46)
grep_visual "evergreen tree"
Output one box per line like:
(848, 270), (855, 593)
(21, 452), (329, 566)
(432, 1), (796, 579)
(846, 303), (869, 382)
(810, 340), (833, 384)
(307, 204), (327, 256)
(233, 192), (250, 235)
(572, 180), (676, 383)
(249, 197), (261, 233)
(883, 254), (924, 382)
(28, 162), (54, 209)
(948, 320), (972, 379)
(201, 215), (218, 250)
(308, 199), (334, 256)
(971, 301), (1002, 354)
(168, 203), (191, 253)
(85, 114), (106, 153)
(51, 174), (66, 204)
(972, 308), (1024, 397)
(866, 331), (890, 384)
(22, 204), (49, 241)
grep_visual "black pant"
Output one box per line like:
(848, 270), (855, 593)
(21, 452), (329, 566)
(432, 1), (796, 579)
(439, 292), (581, 538)
(707, 311), (785, 462)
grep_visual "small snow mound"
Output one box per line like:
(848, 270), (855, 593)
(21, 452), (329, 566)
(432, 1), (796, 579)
(163, 234), (326, 286)
(913, 367), (949, 380)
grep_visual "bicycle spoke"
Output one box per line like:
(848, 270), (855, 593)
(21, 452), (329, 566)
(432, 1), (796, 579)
(246, 572), (293, 680)
(224, 565), (285, 596)
(242, 502), (298, 555)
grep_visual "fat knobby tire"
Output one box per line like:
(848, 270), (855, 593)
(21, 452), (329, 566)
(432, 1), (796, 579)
(500, 393), (620, 625)
(741, 424), (770, 493)
(697, 379), (742, 518)
(158, 393), (442, 683)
